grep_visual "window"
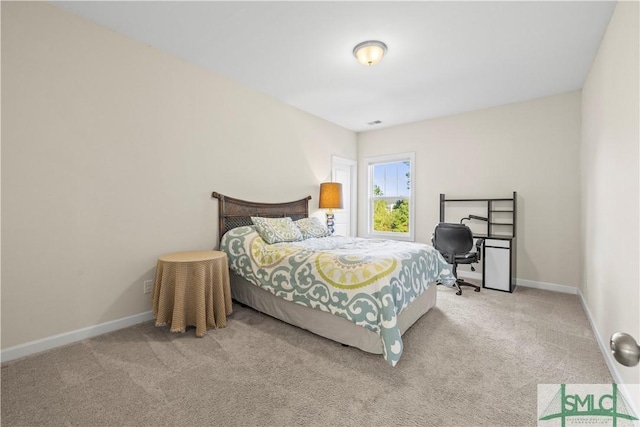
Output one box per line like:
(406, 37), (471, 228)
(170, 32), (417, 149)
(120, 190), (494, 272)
(366, 152), (415, 241)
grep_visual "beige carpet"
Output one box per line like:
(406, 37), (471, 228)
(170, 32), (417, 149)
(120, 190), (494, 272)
(1, 284), (612, 426)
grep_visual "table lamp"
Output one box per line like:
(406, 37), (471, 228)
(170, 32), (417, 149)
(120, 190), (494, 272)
(319, 182), (343, 234)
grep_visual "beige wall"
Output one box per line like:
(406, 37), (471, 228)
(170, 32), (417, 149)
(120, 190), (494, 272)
(1, 2), (356, 348)
(358, 92), (582, 287)
(581, 0), (639, 404)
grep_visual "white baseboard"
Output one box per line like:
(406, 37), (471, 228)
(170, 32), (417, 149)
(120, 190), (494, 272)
(515, 278), (578, 294)
(577, 290), (640, 420)
(456, 272), (579, 295)
(1, 311), (155, 363)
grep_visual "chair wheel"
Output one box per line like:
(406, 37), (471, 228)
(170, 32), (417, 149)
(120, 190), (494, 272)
(456, 290), (462, 296)
(474, 288), (480, 292)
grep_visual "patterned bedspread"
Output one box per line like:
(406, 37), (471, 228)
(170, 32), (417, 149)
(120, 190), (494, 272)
(220, 226), (456, 366)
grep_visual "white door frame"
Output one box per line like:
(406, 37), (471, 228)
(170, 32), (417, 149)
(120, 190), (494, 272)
(331, 156), (357, 237)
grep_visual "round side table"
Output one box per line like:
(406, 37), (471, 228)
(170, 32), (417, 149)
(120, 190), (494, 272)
(152, 250), (232, 337)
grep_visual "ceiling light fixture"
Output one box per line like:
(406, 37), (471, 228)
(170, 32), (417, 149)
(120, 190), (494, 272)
(353, 40), (387, 66)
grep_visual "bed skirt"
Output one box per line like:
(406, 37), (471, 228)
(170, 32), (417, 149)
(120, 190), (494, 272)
(229, 272), (438, 354)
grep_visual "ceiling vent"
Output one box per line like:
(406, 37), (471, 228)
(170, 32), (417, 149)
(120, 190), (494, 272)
(367, 120), (382, 126)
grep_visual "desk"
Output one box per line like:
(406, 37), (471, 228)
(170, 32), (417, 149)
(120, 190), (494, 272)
(152, 251), (232, 337)
(439, 192), (518, 293)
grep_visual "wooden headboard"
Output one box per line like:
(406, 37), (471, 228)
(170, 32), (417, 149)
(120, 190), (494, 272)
(211, 192), (312, 242)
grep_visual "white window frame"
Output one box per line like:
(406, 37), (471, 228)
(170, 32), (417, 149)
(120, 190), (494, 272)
(365, 152), (415, 241)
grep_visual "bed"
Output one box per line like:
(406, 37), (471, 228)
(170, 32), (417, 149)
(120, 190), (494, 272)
(211, 192), (455, 366)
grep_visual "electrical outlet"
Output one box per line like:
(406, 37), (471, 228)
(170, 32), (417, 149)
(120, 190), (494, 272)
(143, 280), (154, 294)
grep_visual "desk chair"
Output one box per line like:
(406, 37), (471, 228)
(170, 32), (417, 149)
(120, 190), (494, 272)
(432, 223), (483, 296)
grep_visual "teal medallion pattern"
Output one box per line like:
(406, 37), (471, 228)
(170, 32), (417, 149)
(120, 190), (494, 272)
(221, 226), (456, 366)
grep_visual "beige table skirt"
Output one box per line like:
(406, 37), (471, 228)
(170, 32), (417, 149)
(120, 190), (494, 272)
(152, 251), (232, 337)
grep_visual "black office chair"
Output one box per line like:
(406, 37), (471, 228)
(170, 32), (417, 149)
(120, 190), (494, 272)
(432, 223), (484, 296)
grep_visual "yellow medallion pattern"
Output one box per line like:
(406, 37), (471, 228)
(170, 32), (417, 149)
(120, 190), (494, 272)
(315, 253), (397, 289)
(250, 236), (300, 267)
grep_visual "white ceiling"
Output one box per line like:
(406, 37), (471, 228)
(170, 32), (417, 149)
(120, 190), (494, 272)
(53, 1), (616, 132)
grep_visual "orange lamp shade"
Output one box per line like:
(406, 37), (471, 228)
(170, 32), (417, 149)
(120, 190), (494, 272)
(319, 182), (343, 209)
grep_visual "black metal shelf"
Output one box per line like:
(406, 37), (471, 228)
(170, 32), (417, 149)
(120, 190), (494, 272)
(439, 192), (517, 239)
(444, 198), (513, 202)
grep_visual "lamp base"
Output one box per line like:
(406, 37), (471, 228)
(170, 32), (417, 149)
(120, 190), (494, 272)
(325, 210), (335, 235)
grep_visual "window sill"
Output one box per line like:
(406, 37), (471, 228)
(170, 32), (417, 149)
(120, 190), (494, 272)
(365, 232), (414, 242)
